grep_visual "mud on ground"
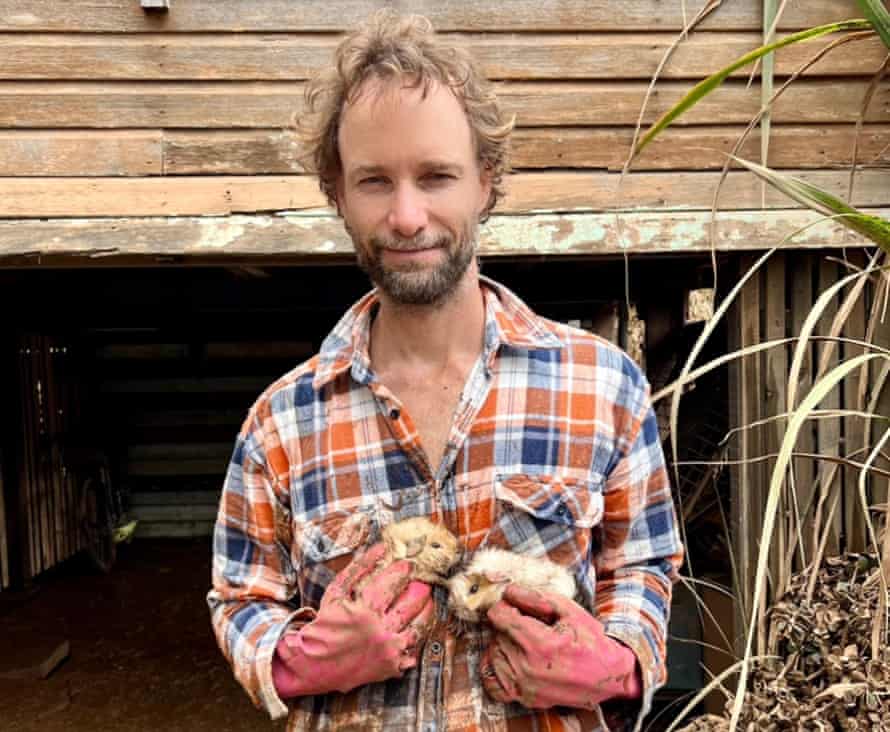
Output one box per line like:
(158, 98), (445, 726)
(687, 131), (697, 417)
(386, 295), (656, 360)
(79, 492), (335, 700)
(0, 539), (282, 732)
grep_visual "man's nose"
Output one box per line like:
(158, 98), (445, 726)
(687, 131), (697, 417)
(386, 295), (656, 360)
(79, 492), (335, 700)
(388, 184), (428, 238)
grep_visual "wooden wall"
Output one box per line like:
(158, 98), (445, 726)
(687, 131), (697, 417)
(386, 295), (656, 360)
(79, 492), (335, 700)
(727, 249), (890, 627)
(0, 0), (888, 264)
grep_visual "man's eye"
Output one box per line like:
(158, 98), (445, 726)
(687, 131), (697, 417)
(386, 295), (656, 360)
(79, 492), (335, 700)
(424, 173), (454, 184)
(469, 584), (479, 594)
(359, 177), (384, 185)
(431, 542), (441, 549)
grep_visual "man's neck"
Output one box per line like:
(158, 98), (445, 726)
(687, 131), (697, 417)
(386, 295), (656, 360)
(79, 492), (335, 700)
(369, 268), (486, 377)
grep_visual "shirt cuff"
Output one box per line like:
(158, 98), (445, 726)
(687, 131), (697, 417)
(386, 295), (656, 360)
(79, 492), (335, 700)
(256, 606), (317, 720)
(601, 621), (659, 732)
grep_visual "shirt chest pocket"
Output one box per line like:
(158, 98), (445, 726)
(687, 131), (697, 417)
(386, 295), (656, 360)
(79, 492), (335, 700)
(294, 508), (374, 608)
(487, 472), (603, 568)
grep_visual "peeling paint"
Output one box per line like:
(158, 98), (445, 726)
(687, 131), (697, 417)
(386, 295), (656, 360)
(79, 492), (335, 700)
(196, 218), (246, 250)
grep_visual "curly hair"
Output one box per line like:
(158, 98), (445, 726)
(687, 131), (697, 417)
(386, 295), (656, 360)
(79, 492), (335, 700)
(295, 10), (514, 222)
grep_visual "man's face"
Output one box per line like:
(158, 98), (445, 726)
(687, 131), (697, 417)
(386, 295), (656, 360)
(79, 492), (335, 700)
(335, 78), (492, 307)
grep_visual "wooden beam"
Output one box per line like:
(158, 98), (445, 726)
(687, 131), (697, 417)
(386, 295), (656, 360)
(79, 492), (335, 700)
(0, 1), (862, 33)
(0, 32), (883, 81)
(1, 209), (887, 265)
(4, 125), (888, 177)
(0, 170), (888, 218)
(0, 79), (884, 128)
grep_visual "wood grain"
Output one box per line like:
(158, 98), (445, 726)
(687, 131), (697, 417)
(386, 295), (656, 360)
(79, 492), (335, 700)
(0, 80), (885, 128)
(0, 1), (863, 33)
(1, 170), (888, 218)
(5, 125), (888, 176)
(0, 209), (885, 265)
(0, 32), (884, 81)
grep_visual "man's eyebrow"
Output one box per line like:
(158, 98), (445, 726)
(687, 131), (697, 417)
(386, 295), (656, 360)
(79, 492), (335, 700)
(349, 164), (385, 178)
(421, 161), (464, 173)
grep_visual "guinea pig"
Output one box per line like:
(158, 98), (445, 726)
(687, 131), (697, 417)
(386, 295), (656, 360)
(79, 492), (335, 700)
(447, 547), (576, 623)
(381, 516), (462, 585)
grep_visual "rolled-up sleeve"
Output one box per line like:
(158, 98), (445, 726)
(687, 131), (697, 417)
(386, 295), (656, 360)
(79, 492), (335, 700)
(207, 408), (310, 720)
(594, 362), (685, 731)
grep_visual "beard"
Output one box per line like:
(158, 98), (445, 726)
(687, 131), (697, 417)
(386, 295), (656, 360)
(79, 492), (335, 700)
(350, 221), (478, 307)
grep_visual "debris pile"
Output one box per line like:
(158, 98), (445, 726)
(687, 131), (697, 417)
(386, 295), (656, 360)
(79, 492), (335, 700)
(677, 554), (890, 731)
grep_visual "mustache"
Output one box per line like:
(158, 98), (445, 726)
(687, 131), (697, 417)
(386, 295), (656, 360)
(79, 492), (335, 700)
(369, 233), (453, 252)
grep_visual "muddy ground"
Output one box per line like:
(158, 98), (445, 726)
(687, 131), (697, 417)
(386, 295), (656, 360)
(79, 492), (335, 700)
(0, 539), (283, 732)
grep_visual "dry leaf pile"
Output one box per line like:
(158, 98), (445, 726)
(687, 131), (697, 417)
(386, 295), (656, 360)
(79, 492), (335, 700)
(677, 553), (890, 731)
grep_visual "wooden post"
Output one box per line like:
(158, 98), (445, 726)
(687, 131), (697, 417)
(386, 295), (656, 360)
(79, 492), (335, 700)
(764, 254), (788, 596)
(728, 253), (764, 655)
(843, 251), (868, 553)
(0, 334), (22, 589)
(790, 254), (816, 564)
(817, 258), (842, 554)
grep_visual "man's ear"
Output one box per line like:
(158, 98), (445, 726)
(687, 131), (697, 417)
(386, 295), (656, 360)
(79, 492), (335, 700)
(477, 165), (493, 221)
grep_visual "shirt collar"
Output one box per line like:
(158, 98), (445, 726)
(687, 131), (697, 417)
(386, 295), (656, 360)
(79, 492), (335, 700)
(312, 275), (564, 391)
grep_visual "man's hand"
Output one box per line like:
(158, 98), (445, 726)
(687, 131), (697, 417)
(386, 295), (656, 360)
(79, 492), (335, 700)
(480, 584), (642, 710)
(272, 543), (435, 698)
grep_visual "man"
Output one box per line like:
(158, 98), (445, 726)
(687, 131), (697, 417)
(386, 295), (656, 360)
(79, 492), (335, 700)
(208, 10), (684, 731)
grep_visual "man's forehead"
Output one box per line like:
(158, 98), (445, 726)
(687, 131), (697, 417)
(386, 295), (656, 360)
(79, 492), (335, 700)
(343, 75), (454, 119)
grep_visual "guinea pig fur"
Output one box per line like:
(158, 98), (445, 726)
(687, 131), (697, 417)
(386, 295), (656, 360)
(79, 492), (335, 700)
(447, 547), (576, 623)
(381, 516), (461, 585)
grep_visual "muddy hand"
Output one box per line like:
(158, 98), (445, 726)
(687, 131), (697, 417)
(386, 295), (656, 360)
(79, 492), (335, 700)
(480, 584), (642, 710)
(272, 543), (435, 698)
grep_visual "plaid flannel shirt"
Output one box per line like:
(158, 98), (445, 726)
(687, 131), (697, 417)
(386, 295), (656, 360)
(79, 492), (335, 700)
(208, 276), (684, 731)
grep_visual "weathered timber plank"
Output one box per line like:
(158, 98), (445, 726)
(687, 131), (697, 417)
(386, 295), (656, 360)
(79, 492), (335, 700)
(0, 80), (885, 128)
(128, 442), (233, 460)
(2, 170), (888, 218)
(843, 251), (868, 553)
(0, 1), (862, 33)
(130, 490), (220, 506)
(129, 504), (218, 522)
(872, 280), (890, 512)
(790, 254), (816, 562)
(6, 125), (884, 177)
(123, 410), (245, 428)
(101, 376), (274, 394)
(764, 254), (788, 590)
(128, 459), (227, 477)
(817, 258), (842, 554)
(512, 125), (890, 172)
(134, 521), (214, 539)
(728, 253), (764, 645)
(0, 32), (884, 81)
(95, 340), (313, 360)
(1, 209), (887, 265)
(0, 131), (161, 176)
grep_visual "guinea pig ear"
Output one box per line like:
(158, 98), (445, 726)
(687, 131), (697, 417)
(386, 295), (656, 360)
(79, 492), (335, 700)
(482, 570), (510, 585)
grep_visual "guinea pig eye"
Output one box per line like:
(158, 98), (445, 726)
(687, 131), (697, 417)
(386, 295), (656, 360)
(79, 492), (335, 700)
(469, 584), (479, 594)
(431, 542), (441, 549)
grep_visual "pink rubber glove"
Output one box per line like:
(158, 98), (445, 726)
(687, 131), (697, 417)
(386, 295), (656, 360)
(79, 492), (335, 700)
(272, 543), (435, 698)
(480, 584), (642, 710)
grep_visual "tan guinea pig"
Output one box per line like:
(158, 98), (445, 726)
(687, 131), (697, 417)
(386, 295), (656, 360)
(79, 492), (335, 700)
(447, 547), (576, 623)
(381, 516), (462, 586)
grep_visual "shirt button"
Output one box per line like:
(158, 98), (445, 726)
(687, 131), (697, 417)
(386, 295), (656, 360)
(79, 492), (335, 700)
(429, 641), (443, 656)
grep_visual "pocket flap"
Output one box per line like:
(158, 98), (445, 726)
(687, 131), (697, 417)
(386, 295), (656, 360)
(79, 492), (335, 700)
(299, 509), (372, 564)
(494, 473), (603, 529)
